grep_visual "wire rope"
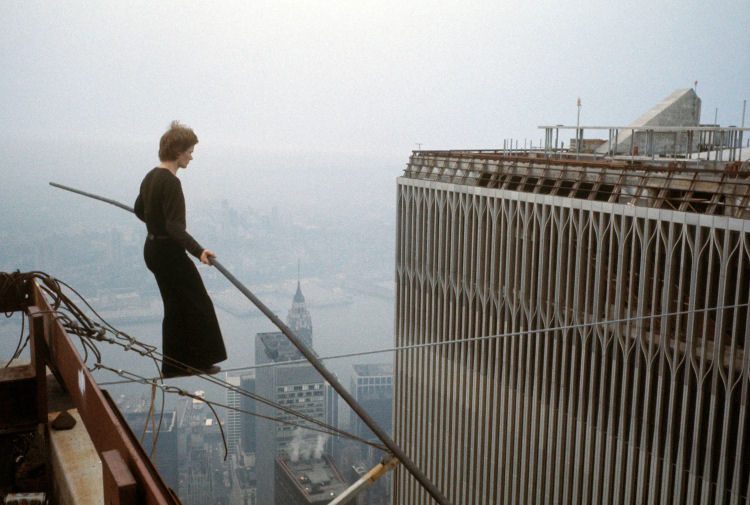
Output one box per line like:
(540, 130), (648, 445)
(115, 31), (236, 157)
(4, 270), (372, 451)
(97, 364), (387, 452)
(98, 300), (750, 382)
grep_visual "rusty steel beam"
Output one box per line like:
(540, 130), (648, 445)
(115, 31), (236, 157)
(29, 284), (179, 504)
(102, 449), (138, 505)
(404, 154), (750, 217)
(414, 150), (750, 175)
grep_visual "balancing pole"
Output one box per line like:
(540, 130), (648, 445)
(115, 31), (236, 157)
(49, 181), (452, 505)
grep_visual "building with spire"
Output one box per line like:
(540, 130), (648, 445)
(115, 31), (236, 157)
(287, 280), (313, 345)
(254, 282), (340, 505)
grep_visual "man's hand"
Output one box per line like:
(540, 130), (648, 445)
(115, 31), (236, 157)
(200, 249), (216, 265)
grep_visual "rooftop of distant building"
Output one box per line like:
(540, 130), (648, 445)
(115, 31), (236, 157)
(276, 453), (348, 504)
(352, 363), (393, 377)
(258, 331), (309, 362)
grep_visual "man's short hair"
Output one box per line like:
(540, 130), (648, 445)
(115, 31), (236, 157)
(158, 120), (199, 161)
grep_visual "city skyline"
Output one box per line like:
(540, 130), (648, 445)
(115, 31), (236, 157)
(3, 1), (747, 503)
(2, 88), (750, 501)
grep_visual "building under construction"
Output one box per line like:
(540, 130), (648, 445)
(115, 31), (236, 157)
(394, 89), (750, 504)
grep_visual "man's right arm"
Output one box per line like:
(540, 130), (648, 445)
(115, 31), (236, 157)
(134, 193), (145, 222)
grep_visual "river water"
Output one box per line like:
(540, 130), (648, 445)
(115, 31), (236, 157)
(0, 290), (395, 422)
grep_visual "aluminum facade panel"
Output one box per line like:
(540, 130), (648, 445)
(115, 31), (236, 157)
(394, 173), (750, 505)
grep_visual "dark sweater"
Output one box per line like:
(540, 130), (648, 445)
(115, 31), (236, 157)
(134, 168), (203, 258)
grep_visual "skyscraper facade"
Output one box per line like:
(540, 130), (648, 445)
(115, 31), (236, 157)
(120, 404), (179, 491)
(350, 363), (393, 442)
(225, 372), (258, 505)
(350, 363), (394, 505)
(254, 333), (333, 504)
(254, 283), (341, 504)
(394, 132), (750, 504)
(225, 372), (258, 456)
(240, 372), (257, 454)
(178, 392), (232, 504)
(226, 375), (243, 455)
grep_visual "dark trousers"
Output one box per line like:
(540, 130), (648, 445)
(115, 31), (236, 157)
(144, 239), (227, 375)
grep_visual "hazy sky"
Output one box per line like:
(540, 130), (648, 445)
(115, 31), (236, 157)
(2, 0), (748, 158)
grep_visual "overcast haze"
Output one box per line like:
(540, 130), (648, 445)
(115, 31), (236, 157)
(1, 0), (749, 254)
(2, 0), (748, 157)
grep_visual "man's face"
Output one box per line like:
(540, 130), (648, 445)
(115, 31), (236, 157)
(177, 146), (194, 169)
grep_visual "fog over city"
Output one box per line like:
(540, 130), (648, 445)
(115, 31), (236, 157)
(3, 0), (746, 291)
(1, 1), (748, 503)
(2, 1), (748, 153)
(3, 1), (747, 223)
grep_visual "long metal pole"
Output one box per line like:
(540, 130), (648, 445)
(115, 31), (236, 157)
(49, 181), (452, 505)
(740, 99), (746, 156)
(50, 182), (136, 213)
(576, 97), (582, 159)
(329, 456), (399, 505)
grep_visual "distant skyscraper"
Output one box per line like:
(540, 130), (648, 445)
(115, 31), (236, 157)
(178, 392), (232, 504)
(226, 372), (258, 505)
(225, 372), (258, 456)
(254, 283), (340, 505)
(226, 375), (243, 455)
(287, 280), (313, 344)
(120, 403), (178, 491)
(225, 376), (242, 454)
(394, 102), (750, 504)
(350, 363), (393, 442)
(349, 363), (393, 505)
(240, 372), (257, 454)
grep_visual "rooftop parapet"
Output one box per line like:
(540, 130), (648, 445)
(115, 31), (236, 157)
(404, 146), (750, 218)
